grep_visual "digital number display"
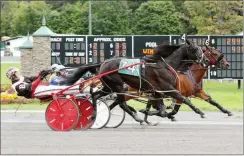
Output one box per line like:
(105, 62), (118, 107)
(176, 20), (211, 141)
(171, 35), (209, 79)
(133, 36), (170, 57)
(87, 36), (132, 64)
(171, 35), (209, 46)
(50, 35), (243, 79)
(210, 36), (243, 79)
(51, 36), (86, 67)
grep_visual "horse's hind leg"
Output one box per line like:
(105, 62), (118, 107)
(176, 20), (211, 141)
(116, 94), (144, 123)
(166, 91), (205, 118)
(91, 88), (110, 121)
(109, 99), (137, 113)
(108, 85), (143, 123)
(196, 90), (233, 116)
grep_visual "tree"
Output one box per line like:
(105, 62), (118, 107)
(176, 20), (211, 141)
(127, 0), (147, 12)
(45, 10), (62, 34)
(90, 1), (132, 35)
(184, 1), (242, 35)
(47, 1), (133, 35)
(133, 1), (182, 35)
(172, 0), (197, 34)
(1, 1), (20, 36)
(10, 1), (52, 36)
(48, 2), (85, 34)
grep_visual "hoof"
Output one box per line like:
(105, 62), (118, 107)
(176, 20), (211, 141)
(227, 112), (233, 116)
(133, 113), (143, 122)
(201, 114), (205, 118)
(158, 112), (168, 118)
(140, 121), (147, 126)
(171, 117), (177, 122)
(146, 122), (159, 126)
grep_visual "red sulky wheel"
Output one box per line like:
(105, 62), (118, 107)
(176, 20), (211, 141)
(45, 98), (79, 131)
(74, 97), (95, 130)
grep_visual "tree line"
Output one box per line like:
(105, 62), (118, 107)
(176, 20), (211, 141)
(1, 0), (243, 37)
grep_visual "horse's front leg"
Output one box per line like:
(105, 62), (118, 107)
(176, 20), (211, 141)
(166, 91), (206, 118)
(196, 89), (233, 116)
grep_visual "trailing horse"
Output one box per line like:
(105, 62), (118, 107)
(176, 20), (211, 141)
(165, 45), (233, 118)
(90, 39), (208, 124)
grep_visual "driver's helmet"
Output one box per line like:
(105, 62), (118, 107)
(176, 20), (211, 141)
(82, 71), (93, 80)
(54, 65), (67, 77)
(6, 67), (21, 82)
(51, 64), (59, 72)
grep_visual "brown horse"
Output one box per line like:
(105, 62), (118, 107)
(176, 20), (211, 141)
(125, 44), (232, 122)
(164, 45), (233, 117)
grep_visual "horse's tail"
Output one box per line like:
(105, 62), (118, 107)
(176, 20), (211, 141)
(64, 63), (101, 85)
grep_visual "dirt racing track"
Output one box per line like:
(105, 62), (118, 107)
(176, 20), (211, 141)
(1, 110), (243, 155)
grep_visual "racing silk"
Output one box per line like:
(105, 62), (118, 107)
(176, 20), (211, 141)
(49, 76), (59, 85)
(48, 73), (57, 83)
(49, 76), (71, 86)
(12, 76), (39, 99)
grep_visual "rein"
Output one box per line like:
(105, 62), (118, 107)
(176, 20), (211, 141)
(186, 69), (203, 94)
(203, 47), (224, 67)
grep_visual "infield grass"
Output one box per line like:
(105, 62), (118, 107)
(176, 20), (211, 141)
(1, 102), (49, 110)
(1, 63), (21, 84)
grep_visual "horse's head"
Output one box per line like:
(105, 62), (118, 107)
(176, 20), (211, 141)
(185, 39), (210, 66)
(202, 44), (230, 69)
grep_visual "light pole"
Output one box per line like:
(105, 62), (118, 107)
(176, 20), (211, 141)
(89, 0), (92, 35)
(242, 0), (244, 108)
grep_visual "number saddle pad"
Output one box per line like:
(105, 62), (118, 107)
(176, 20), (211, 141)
(118, 59), (141, 77)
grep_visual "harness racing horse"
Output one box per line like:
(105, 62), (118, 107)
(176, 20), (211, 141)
(91, 39), (208, 124)
(125, 44), (232, 123)
(165, 44), (233, 117)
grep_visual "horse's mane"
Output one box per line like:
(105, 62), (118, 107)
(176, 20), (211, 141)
(153, 41), (181, 58)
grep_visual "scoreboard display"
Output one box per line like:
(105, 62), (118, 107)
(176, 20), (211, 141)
(49, 34), (243, 79)
(210, 36), (243, 79)
(87, 36), (132, 64)
(133, 35), (170, 57)
(171, 35), (209, 79)
(171, 35), (209, 46)
(51, 36), (86, 66)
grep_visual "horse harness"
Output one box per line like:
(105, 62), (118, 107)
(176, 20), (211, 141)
(138, 56), (180, 95)
(186, 69), (202, 93)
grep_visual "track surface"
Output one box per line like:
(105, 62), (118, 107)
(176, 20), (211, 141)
(1, 111), (243, 155)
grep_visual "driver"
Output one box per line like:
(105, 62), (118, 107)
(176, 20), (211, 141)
(49, 65), (70, 86)
(6, 67), (50, 99)
(48, 63), (59, 83)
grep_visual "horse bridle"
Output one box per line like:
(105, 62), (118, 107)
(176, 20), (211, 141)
(204, 47), (224, 67)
